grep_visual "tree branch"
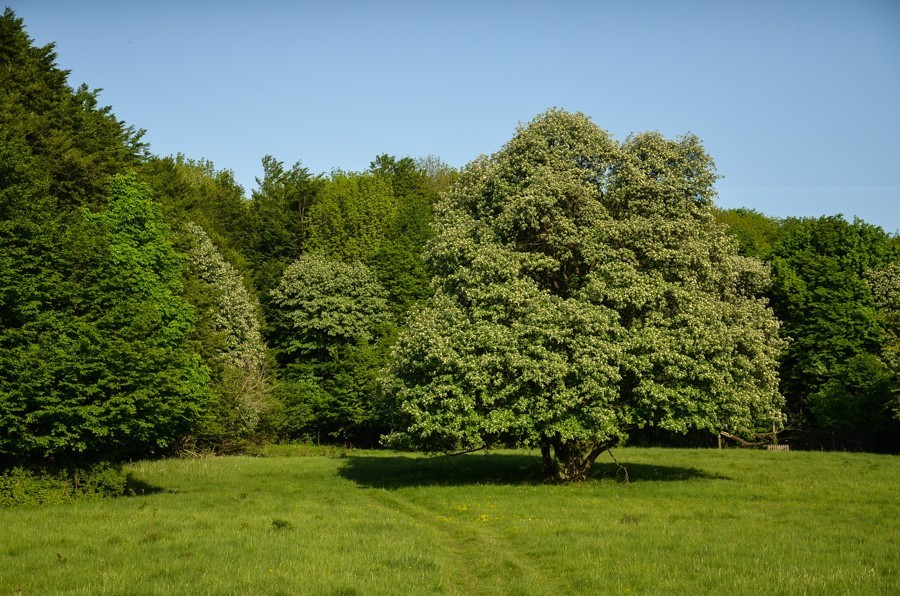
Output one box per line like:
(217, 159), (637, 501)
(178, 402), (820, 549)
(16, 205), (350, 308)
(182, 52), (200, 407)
(444, 446), (485, 457)
(719, 430), (758, 447)
(606, 448), (629, 484)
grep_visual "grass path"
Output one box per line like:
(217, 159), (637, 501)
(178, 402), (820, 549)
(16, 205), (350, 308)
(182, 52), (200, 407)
(362, 485), (548, 594)
(1, 447), (898, 594)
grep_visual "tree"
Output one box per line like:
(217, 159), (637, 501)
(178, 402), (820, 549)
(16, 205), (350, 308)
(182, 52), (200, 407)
(0, 8), (146, 208)
(1, 15), (212, 465)
(387, 110), (784, 480)
(0, 174), (210, 464)
(244, 156), (321, 298)
(770, 216), (899, 450)
(270, 254), (392, 444)
(306, 170), (398, 263)
(182, 222), (275, 451)
(866, 263), (900, 423)
(416, 154), (459, 197)
(807, 354), (897, 451)
(138, 154), (251, 274)
(715, 208), (782, 258)
(368, 154), (449, 314)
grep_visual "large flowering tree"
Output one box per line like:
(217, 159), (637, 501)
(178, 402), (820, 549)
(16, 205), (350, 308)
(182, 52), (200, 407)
(387, 110), (784, 480)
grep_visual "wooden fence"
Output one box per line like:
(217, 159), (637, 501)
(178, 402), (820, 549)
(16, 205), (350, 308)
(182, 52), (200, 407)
(765, 444), (790, 451)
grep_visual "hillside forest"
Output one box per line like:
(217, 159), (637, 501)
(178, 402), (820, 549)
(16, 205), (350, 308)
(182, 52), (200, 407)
(1, 9), (898, 484)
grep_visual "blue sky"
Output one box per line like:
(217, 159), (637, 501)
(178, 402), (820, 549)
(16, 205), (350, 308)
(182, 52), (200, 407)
(10, 0), (900, 232)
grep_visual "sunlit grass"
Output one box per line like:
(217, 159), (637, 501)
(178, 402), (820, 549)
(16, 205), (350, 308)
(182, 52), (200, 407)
(1, 448), (897, 594)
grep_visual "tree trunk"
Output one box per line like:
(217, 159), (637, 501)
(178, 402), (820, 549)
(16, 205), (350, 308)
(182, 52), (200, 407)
(540, 438), (556, 479)
(543, 436), (611, 482)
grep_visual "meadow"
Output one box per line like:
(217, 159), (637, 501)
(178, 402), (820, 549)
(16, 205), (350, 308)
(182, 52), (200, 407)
(1, 447), (897, 595)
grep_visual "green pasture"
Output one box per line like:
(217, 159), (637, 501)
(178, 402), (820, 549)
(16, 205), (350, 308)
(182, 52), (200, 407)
(1, 447), (897, 594)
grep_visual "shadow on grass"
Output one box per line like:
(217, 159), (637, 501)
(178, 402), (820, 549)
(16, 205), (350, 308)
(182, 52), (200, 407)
(339, 453), (727, 489)
(123, 473), (168, 497)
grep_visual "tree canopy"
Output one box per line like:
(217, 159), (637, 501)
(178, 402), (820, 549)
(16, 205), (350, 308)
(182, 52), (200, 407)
(0, 8), (145, 208)
(769, 216), (899, 449)
(3, 6), (900, 479)
(0, 174), (210, 463)
(387, 110), (785, 480)
(270, 255), (392, 444)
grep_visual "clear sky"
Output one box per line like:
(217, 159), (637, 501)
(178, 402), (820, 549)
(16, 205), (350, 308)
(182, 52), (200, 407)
(9, 0), (900, 233)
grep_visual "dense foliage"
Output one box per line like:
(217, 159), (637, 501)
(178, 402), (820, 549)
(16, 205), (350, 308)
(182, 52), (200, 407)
(714, 208), (781, 258)
(182, 222), (275, 451)
(270, 255), (392, 445)
(0, 174), (210, 463)
(0, 8), (145, 207)
(768, 216), (899, 450)
(717, 210), (900, 450)
(2, 7), (898, 493)
(387, 111), (785, 480)
(262, 154), (452, 446)
(0, 461), (126, 507)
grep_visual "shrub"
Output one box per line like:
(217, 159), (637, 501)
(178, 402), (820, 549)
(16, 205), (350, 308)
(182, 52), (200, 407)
(0, 462), (127, 508)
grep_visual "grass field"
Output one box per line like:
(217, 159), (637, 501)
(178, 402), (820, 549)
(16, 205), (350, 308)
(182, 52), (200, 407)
(1, 447), (897, 594)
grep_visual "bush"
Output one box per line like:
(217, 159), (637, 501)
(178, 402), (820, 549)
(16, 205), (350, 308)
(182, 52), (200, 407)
(808, 354), (899, 452)
(0, 462), (126, 508)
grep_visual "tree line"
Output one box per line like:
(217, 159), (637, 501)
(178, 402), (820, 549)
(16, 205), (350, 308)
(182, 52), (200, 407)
(717, 209), (898, 451)
(1, 10), (897, 482)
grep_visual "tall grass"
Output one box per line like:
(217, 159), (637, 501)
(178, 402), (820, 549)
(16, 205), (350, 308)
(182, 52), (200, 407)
(1, 448), (897, 594)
